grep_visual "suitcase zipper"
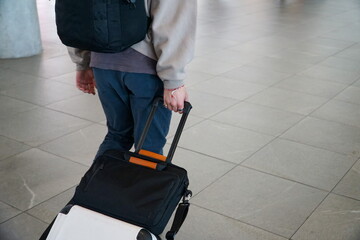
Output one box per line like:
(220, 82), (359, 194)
(84, 163), (104, 192)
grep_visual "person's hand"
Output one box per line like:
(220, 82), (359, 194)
(76, 69), (96, 95)
(163, 85), (189, 113)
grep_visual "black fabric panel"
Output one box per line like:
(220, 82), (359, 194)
(93, 0), (109, 47)
(72, 151), (189, 235)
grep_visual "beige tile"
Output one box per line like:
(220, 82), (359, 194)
(266, 49), (327, 65)
(211, 102), (304, 136)
(27, 187), (76, 224)
(299, 65), (360, 85)
(187, 57), (240, 75)
(163, 147), (235, 195)
(177, 120), (274, 164)
(317, 57), (360, 73)
(246, 56), (312, 75)
(0, 149), (87, 211)
(0, 201), (21, 224)
(243, 139), (356, 191)
(0, 136), (31, 161)
(354, 79), (360, 88)
(0, 68), (43, 91)
(200, 49), (262, 66)
(191, 76), (267, 100)
(39, 124), (107, 166)
(0, 95), (38, 118)
(0, 213), (47, 240)
(335, 86), (360, 105)
(311, 100), (360, 128)
(0, 108), (91, 147)
(195, 37), (240, 56)
(292, 194), (360, 240)
(282, 117), (360, 158)
(335, 43), (360, 60)
(222, 65), (291, 87)
(274, 75), (347, 98)
(174, 205), (288, 240)
(333, 160), (360, 201)
(230, 40), (287, 57)
(0, 80), (81, 106)
(2, 55), (75, 79)
(46, 94), (105, 122)
(185, 70), (215, 87)
(48, 72), (76, 86)
(167, 114), (204, 138)
(287, 38), (354, 57)
(246, 88), (328, 115)
(186, 89), (238, 118)
(34, 42), (68, 60)
(192, 166), (327, 238)
(211, 25), (273, 43)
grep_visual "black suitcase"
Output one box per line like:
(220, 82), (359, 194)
(40, 98), (192, 240)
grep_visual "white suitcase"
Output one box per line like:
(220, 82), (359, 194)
(46, 205), (159, 240)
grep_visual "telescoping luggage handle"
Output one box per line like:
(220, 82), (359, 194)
(132, 97), (192, 167)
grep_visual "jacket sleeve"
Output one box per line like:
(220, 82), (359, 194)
(150, 0), (197, 89)
(67, 47), (91, 71)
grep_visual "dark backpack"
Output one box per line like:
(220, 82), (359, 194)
(55, 0), (150, 52)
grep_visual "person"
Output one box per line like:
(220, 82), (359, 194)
(67, 0), (196, 157)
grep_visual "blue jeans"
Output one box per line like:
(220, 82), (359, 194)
(93, 68), (172, 158)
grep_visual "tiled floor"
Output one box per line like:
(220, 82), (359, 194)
(1, 0), (360, 239)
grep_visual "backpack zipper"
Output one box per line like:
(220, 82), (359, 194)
(125, 0), (136, 8)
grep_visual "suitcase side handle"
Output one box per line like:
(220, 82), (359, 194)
(135, 97), (192, 164)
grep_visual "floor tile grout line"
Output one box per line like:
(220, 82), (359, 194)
(228, 36), (360, 86)
(0, 147), (33, 163)
(37, 147), (93, 168)
(191, 203), (290, 240)
(0, 201), (23, 225)
(238, 164), (331, 193)
(0, 184), (78, 226)
(309, 112), (360, 130)
(172, 145), (238, 166)
(271, 81), (350, 99)
(177, 132), (356, 201)
(226, 74), (360, 190)
(332, 191), (360, 203)
(0, 60), (73, 81)
(42, 104), (105, 124)
(289, 152), (360, 239)
(25, 184), (77, 213)
(189, 64), (286, 121)
(275, 69), (360, 138)
(0, 90), (82, 113)
(208, 117), (302, 138)
(23, 212), (54, 225)
(190, 164), (238, 199)
(277, 136), (359, 159)
(172, 75), (360, 203)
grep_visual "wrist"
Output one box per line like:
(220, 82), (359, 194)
(165, 85), (185, 92)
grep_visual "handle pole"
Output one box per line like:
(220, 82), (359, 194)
(166, 102), (192, 163)
(135, 98), (192, 164)
(135, 97), (161, 153)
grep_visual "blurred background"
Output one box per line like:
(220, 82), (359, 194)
(0, 0), (360, 239)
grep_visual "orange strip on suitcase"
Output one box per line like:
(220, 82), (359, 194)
(139, 149), (166, 162)
(129, 157), (157, 169)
